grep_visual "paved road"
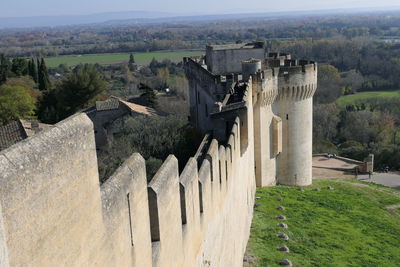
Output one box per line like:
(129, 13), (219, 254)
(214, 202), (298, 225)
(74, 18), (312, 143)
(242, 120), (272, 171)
(312, 156), (400, 190)
(358, 172), (400, 190)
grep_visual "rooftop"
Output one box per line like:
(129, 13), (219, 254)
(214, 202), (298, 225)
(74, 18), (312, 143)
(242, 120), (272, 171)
(118, 99), (158, 116)
(0, 120), (53, 151)
(95, 98), (120, 111)
(95, 97), (157, 116)
(207, 42), (265, 51)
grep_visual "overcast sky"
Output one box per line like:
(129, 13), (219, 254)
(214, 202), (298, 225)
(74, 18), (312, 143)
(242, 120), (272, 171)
(1, 0), (400, 18)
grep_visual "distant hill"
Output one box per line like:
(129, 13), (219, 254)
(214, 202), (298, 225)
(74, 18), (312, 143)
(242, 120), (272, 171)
(0, 11), (177, 29)
(1, 6), (400, 30)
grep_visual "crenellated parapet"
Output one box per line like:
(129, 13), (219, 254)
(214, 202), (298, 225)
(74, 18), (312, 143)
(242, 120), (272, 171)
(0, 111), (255, 267)
(276, 60), (318, 101)
(250, 69), (279, 106)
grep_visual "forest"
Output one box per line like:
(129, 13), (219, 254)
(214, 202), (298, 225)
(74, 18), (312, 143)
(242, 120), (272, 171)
(1, 10), (400, 174)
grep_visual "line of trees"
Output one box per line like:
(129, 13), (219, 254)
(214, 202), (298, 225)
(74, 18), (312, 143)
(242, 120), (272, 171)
(0, 54), (107, 126)
(37, 64), (107, 123)
(3, 12), (400, 58)
(0, 55), (51, 91)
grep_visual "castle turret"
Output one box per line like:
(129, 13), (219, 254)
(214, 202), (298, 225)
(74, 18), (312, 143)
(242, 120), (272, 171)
(273, 60), (317, 186)
(251, 68), (280, 187)
(185, 43), (318, 188)
(242, 59), (262, 81)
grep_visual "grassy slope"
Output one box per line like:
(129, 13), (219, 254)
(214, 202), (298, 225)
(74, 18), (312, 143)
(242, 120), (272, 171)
(45, 50), (203, 67)
(247, 179), (400, 267)
(336, 90), (400, 107)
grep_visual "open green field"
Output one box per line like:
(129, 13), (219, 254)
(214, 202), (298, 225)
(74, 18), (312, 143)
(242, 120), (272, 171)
(45, 50), (203, 68)
(336, 90), (400, 107)
(246, 178), (400, 267)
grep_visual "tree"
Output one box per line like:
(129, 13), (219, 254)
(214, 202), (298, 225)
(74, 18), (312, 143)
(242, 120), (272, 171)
(121, 64), (133, 98)
(0, 84), (36, 125)
(11, 58), (29, 76)
(28, 58), (38, 83)
(129, 54), (135, 64)
(339, 110), (394, 147)
(57, 64), (107, 119)
(313, 103), (340, 141)
(157, 67), (169, 89)
(38, 58), (51, 91)
(0, 54), (11, 84)
(128, 54), (135, 71)
(4, 76), (39, 100)
(149, 58), (159, 74)
(315, 65), (341, 104)
(37, 89), (59, 124)
(139, 83), (158, 108)
(96, 115), (203, 182)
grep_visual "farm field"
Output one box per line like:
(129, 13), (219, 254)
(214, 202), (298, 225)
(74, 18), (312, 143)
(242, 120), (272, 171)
(336, 90), (400, 107)
(45, 50), (203, 67)
(245, 178), (400, 267)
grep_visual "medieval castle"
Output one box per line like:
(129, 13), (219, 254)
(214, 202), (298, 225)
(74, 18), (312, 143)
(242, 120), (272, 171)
(0, 42), (316, 266)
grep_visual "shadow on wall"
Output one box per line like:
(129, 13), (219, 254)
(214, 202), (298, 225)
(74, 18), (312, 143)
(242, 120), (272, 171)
(0, 113), (255, 267)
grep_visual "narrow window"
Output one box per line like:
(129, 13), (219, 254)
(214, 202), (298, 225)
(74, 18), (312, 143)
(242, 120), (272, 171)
(225, 161), (228, 183)
(179, 184), (187, 225)
(286, 114), (289, 120)
(199, 182), (204, 213)
(205, 104), (208, 117)
(148, 189), (160, 242)
(219, 161), (222, 184)
(197, 91), (201, 104)
(127, 193), (134, 246)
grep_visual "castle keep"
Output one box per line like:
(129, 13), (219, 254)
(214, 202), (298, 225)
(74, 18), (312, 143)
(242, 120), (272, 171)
(0, 42), (316, 266)
(185, 42), (317, 187)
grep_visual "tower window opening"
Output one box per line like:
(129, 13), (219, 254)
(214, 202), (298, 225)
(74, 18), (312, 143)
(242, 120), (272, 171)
(127, 193), (134, 246)
(286, 114), (289, 120)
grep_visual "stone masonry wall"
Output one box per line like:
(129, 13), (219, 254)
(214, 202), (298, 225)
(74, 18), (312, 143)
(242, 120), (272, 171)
(0, 110), (256, 266)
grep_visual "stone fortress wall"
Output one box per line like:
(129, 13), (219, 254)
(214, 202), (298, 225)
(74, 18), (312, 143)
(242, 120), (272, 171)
(0, 41), (317, 267)
(185, 43), (317, 188)
(0, 103), (256, 266)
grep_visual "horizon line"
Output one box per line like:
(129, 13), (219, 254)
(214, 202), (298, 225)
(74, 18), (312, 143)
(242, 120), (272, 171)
(2, 5), (400, 19)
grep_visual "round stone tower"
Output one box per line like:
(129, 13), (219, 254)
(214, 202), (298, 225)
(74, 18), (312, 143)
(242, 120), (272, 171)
(242, 59), (262, 81)
(273, 60), (317, 186)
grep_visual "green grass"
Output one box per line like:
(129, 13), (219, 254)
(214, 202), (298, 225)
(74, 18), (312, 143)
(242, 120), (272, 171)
(336, 90), (400, 107)
(45, 50), (203, 68)
(246, 179), (400, 267)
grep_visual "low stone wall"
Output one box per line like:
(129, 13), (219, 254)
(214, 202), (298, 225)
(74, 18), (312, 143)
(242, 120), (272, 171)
(312, 153), (373, 173)
(0, 112), (256, 267)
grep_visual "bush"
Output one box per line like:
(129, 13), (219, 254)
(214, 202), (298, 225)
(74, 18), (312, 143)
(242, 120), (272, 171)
(372, 145), (400, 171)
(339, 140), (363, 149)
(313, 139), (338, 154)
(0, 84), (36, 125)
(97, 115), (203, 183)
(339, 146), (369, 161)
